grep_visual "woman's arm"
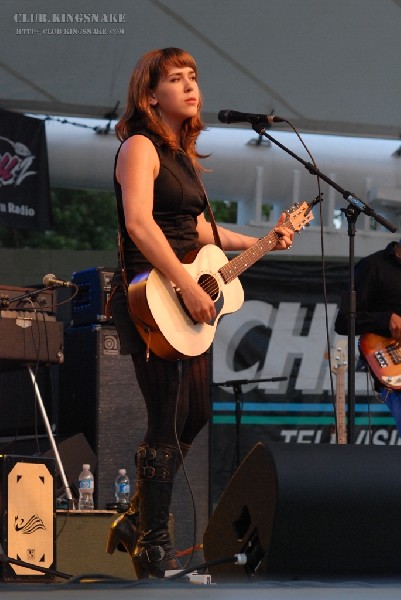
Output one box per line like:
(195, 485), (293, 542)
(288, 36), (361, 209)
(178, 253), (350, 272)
(196, 212), (294, 251)
(117, 135), (217, 323)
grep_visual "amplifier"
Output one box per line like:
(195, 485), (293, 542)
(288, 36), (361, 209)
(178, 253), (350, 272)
(71, 267), (114, 327)
(0, 285), (56, 314)
(0, 313), (64, 364)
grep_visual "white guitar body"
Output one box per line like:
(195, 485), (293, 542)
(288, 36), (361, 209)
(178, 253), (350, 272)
(145, 245), (244, 357)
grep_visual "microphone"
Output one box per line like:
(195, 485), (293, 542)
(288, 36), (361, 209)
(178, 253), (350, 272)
(43, 273), (75, 289)
(218, 109), (285, 125)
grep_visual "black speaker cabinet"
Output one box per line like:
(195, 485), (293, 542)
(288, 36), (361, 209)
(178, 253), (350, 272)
(59, 325), (209, 556)
(0, 364), (59, 438)
(0, 455), (55, 582)
(203, 442), (401, 580)
(59, 325), (143, 511)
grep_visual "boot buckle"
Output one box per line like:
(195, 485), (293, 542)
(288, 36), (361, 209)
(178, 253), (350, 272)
(138, 465), (156, 478)
(143, 545), (165, 564)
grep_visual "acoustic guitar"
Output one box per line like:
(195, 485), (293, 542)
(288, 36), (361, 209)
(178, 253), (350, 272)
(128, 201), (314, 360)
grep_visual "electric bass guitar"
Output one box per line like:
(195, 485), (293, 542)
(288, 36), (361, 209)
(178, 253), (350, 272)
(128, 200), (314, 360)
(359, 333), (401, 390)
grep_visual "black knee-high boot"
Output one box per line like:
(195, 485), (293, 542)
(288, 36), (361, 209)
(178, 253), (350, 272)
(132, 445), (181, 579)
(106, 443), (190, 558)
(105, 491), (140, 555)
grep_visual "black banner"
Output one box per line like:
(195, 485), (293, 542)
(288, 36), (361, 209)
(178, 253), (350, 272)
(0, 109), (51, 230)
(210, 258), (400, 504)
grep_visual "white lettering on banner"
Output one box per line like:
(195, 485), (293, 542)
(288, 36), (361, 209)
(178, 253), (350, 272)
(280, 428), (401, 445)
(281, 429), (323, 443)
(213, 300), (368, 395)
(356, 428), (401, 445)
(264, 302), (337, 393)
(7, 202), (35, 216)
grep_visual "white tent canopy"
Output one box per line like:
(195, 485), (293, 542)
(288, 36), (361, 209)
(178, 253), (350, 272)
(1, 0), (401, 139)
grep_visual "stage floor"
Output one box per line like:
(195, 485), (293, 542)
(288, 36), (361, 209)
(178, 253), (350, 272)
(2, 510), (401, 599)
(2, 577), (401, 600)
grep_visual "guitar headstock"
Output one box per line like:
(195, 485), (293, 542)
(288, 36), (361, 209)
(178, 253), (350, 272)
(330, 339), (348, 375)
(286, 201), (314, 232)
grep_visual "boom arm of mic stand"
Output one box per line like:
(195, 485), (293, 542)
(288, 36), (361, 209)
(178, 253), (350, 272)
(0, 288), (47, 309)
(252, 122), (397, 233)
(212, 376), (287, 387)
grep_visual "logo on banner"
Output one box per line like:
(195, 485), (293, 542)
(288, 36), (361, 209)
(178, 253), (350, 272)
(0, 136), (37, 187)
(0, 110), (51, 230)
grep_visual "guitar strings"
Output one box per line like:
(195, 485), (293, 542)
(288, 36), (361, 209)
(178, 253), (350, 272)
(197, 228), (283, 297)
(195, 203), (307, 297)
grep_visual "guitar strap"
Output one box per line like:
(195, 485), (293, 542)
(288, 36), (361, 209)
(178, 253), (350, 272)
(118, 229), (129, 293)
(104, 229), (127, 320)
(193, 168), (223, 250)
(206, 199), (222, 249)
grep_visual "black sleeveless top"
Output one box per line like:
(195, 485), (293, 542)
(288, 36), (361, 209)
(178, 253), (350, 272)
(114, 126), (207, 281)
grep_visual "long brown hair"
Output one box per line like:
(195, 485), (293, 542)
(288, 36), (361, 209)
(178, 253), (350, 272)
(115, 48), (207, 169)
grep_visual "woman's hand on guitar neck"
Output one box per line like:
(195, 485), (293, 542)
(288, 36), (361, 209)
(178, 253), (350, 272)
(272, 212), (295, 251)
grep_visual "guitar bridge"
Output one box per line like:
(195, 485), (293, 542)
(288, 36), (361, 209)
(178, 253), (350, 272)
(374, 349), (389, 368)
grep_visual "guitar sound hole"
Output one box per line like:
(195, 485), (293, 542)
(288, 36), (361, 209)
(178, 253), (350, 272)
(198, 274), (219, 300)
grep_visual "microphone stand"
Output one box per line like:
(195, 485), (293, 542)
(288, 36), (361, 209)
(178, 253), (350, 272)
(0, 283), (62, 312)
(1, 288), (73, 505)
(252, 122), (397, 443)
(212, 376), (287, 468)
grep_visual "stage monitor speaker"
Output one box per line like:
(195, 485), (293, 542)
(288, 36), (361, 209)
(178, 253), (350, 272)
(203, 442), (401, 580)
(0, 455), (55, 582)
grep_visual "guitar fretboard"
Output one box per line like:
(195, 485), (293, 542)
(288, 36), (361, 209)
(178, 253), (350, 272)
(219, 221), (288, 284)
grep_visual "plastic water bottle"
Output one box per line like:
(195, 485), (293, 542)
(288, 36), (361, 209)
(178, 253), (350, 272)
(115, 468), (130, 507)
(78, 464), (94, 510)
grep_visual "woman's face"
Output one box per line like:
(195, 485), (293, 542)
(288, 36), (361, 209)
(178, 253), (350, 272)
(149, 65), (200, 129)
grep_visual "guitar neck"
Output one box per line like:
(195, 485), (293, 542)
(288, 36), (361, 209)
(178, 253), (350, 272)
(219, 218), (292, 284)
(336, 366), (347, 444)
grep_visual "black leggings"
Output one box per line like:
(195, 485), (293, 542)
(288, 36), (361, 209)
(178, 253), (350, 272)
(131, 349), (211, 448)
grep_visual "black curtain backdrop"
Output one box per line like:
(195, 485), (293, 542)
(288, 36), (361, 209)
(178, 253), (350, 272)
(210, 258), (399, 505)
(0, 109), (51, 230)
